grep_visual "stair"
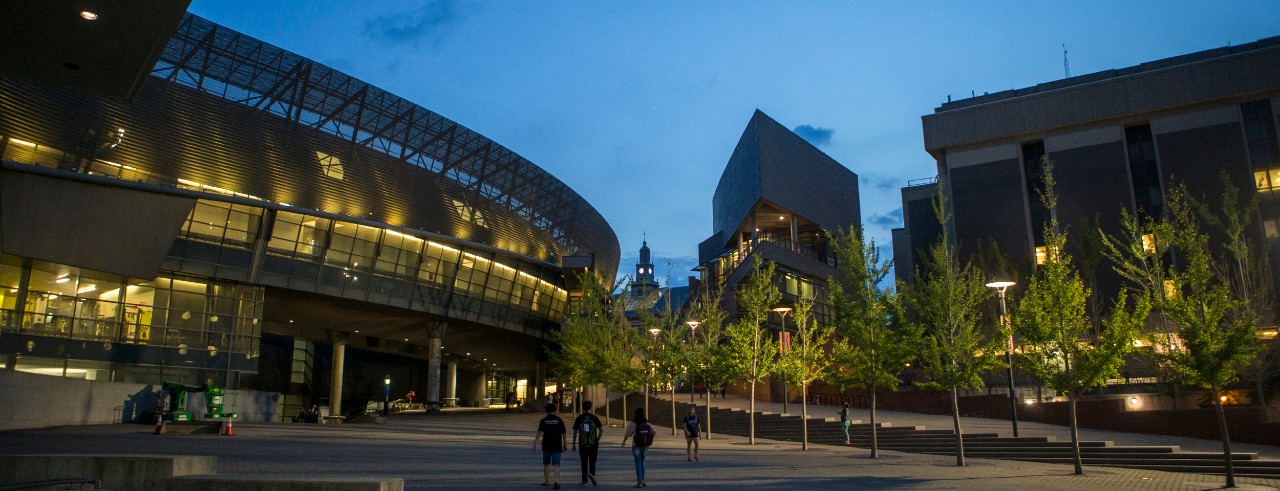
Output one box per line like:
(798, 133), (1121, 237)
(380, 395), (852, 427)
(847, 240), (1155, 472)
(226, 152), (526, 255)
(608, 394), (1280, 479)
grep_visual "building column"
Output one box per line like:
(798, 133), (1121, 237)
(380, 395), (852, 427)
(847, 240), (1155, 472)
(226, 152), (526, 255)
(535, 362), (547, 402)
(330, 338), (347, 416)
(789, 213), (798, 252)
(446, 362), (457, 406)
(427, 322), (446, 404)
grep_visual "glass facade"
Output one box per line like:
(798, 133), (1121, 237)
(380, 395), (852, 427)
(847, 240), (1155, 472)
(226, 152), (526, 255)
(0, 255), (263, 385)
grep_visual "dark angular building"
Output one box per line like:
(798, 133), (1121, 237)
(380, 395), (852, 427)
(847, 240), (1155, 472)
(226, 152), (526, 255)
(899, 35), (1280, 322)
(0, 7), (618, 421)
(696, 110), (860, 388)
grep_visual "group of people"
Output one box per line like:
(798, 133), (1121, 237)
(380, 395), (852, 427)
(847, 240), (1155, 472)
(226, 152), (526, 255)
(533, 402), (703, 488)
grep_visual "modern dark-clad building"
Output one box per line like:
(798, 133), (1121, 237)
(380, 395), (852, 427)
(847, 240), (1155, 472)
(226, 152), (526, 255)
(899, 36), (1280, 311)
(0, 6), (618, 420)
(696, 110), (860, 401)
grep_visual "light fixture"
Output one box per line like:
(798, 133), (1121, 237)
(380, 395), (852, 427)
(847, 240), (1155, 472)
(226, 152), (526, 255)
(209, 315), (219, 323)
(1220, 395), (1228, 402)
(355, 330), (360, 333)
(55, 276), (70, 283)
(686, 320), (700, 330)
(181, 311), (191, 320)
(648, 328), (660, 336)
(1129, 397), (1138, 405)
(80, 11), (98, 20)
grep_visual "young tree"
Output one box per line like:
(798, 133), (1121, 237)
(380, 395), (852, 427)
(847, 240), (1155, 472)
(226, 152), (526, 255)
(1104, 182), (1258, 487)
(640, 305), (687, 435)
(903, 185), (999, 466)
(1011, 158), (1149, 475)
(550, 271), (628, 420)
(723, 256), (782, 445)
(776, 297), (833, 450)
(685, 285), (730, 440)
(827, 227), (919, 458)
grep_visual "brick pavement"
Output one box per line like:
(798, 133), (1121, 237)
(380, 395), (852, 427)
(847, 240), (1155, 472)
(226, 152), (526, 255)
(0, 408), (1276, 490)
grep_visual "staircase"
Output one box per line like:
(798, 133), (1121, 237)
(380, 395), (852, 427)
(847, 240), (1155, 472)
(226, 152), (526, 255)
(608, 394), (1280, 479)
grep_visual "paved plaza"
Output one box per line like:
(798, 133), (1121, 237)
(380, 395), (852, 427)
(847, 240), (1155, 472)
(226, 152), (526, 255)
(1, 395), (1278, 490)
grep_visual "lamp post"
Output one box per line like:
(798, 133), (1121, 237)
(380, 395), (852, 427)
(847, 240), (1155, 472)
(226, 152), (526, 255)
(383, 374), (391, 416)
(986, 281), (1018, 438)
(772, 304), (792, 414)
(686, 320), (700, 404)
(647, 327), (660, 416)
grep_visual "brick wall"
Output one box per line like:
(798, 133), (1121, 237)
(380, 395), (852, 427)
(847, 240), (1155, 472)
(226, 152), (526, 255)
(818, 386), (1280, 446)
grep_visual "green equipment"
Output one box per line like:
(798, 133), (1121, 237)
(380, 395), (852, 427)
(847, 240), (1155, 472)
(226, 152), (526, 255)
(160, 382), (237, 421)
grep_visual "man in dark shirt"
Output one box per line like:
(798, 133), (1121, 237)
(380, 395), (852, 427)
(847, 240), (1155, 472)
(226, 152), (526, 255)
(571, 401), (603, 485)
(533, 403), (567, 489)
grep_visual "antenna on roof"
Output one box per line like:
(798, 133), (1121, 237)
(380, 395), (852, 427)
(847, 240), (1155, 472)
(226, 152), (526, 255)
(1063, 44), (1071, 78)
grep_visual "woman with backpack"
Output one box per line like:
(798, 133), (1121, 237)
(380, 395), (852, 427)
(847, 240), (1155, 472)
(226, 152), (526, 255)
(621, 407), (656, 488)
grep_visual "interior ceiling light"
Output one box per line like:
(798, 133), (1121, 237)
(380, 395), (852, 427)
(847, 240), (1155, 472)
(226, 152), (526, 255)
(80, 11), (98, 20)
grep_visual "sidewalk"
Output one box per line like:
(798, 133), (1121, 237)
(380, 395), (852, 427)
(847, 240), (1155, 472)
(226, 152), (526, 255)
(0, 407), (1277, 490)
(658, 391), (1280, 460)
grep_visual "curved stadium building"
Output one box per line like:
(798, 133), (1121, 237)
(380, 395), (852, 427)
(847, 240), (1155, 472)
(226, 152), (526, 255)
(0, 11), (618, 421)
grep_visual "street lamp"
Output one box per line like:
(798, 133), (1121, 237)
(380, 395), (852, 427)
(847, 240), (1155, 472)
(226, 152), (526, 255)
(647, 328), (660, 414)
(985, 281), (1018, 437)
(772, 304), (792, 414)
(383, 374), (392, 416)
(686, 320), (700, 404)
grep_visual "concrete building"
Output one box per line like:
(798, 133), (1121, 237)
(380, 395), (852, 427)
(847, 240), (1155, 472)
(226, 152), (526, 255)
(898, 36), (1280, 307)
(695, 110), (860, 400)
(0, 5), (618, 421)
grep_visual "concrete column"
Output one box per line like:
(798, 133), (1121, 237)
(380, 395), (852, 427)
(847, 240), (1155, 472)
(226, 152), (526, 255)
(427, 322), (446, 404)
(535, 362), (547, 401)
(330, 341), (346, 416)
(789, 214), (798, 252)
(446, 362), (458, 406)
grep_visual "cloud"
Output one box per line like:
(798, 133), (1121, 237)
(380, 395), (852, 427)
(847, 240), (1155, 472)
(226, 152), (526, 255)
(792, 124), (834, 147)
(867, 207), (903, 228)
(364, 1), (460, 45)
(860, 175), (901, 190)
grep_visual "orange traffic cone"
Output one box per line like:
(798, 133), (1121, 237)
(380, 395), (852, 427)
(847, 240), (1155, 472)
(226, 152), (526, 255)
(222, 417), (234, 436)
(153, 417), (165, 435)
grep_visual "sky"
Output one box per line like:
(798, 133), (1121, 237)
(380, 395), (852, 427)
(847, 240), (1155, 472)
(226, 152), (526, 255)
(187, 1), (1280, 287)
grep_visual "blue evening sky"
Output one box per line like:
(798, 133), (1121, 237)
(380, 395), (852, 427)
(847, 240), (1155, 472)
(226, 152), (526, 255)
(187, 1), (1280, 287)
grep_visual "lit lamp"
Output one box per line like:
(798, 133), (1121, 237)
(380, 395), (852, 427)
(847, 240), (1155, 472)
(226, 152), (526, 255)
(772, 304), (793, 414)
(383, 375), (391, 416)
(985, 280), (1018, 437)
(647, 328), (660, 415)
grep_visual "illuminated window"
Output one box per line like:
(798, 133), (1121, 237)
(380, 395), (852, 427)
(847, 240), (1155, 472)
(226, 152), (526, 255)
(1034, 245), (1060, 266)
(1163, 279), (1178, 300)
(315, 151), (344, 180)
(1141, 234), (1156, 254)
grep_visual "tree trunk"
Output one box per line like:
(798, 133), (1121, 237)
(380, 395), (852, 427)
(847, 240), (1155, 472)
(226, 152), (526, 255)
(706, 386), (712, 440)
(1068, 393), (1083, 475)
(1213, 385), (1237, 488)
(1256, 367), (1268, 409)
(750, 378), (757, 445)
(950, 386), (965, 466)
(801, 381), (809, 451)
(606, 388), (612, 426)
(870, 385), (879, 459)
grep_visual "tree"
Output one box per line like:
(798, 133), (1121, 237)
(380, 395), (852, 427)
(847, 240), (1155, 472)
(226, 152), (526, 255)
(723, 256), (782, 445)
(903, 184), (999, 466)
(551, 271), (628, 419)
(827, 226), (919, 458)
(639, 304), (687, 435)
(1011, 157), (1149, 475)
(685, 285), (730, 440)
(776, 297), (833, 450)
(1103, 181), (1258, 487)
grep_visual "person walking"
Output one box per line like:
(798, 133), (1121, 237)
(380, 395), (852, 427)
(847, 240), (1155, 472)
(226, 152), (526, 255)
(681, 406), (701, 462)
(571, 401), (603, 485)
(837, 402), (851, 444)
(533, 403), (567, 489)
(621, 407), (657, 488)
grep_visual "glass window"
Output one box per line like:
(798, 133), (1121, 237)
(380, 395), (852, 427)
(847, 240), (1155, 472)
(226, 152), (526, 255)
(375, 230), (424, 277)
(1242, 100), (1280, 168)
(325, 221), (379, 269)
(268, 211), (330, 257)
(420, 242), (460, 287)
(180, 200), (263, 249)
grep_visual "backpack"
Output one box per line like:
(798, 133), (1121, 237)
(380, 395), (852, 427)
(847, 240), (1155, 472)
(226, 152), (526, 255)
(578, 416), (599, 446)
(634, 422), (655, 447)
